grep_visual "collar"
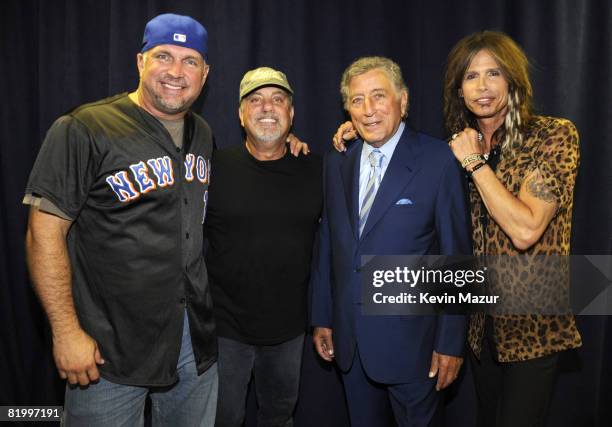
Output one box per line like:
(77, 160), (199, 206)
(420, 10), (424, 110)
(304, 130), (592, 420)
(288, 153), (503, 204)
(362, 121), (405, 161)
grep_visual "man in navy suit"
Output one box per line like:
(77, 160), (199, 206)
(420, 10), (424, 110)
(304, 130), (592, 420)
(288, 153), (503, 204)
(311, 56), (472, 427)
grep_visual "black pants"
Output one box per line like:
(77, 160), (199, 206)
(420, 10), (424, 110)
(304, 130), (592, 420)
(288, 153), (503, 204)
(469, 320), (559, 427)
(215, 334), (304, 427)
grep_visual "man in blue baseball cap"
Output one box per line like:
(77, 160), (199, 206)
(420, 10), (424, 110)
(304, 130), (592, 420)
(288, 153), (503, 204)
(25, 13), (217, 426)
(135, 13), (210, 120)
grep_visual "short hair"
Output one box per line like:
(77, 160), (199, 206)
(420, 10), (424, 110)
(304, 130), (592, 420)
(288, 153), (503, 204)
(443, 31), (533, 151)
(340, 56), (408, 117)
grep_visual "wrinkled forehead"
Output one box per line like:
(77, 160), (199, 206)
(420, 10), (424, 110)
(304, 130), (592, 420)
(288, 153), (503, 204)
(349, 68), (397, 94)
(240, 86), (293, 109)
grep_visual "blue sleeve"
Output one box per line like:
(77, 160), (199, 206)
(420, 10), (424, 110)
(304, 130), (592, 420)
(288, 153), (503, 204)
(434, 154), (472, 356)
(310, 153), (333, 328)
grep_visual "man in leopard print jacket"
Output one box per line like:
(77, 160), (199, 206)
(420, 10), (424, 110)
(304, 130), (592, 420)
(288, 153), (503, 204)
(444, 30), (581, 427)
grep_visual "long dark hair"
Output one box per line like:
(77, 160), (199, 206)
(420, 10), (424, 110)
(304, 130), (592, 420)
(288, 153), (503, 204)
(443, 31), (534, 153)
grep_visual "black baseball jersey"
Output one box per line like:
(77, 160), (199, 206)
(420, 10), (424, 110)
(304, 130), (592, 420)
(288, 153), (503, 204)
(25, 93), (216, 386)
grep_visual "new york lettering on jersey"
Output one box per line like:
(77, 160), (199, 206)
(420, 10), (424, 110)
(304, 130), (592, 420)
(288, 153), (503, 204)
(105, 154), (210, 202)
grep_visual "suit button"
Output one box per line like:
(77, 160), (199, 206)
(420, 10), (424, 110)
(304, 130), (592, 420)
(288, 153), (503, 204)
(180, 297), (186, 304)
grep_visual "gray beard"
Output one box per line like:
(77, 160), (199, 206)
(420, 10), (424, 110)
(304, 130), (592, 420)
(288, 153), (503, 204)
(253, 128), (283, 143)
(248, 119), (286, 143)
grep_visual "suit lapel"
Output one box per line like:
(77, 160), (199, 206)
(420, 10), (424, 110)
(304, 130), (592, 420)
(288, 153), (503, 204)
(360, 128), (423, 238)
(340, 143), (363, 241)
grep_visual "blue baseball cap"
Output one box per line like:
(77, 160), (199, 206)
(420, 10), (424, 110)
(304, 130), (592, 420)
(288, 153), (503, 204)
(141, 13), (208, 59)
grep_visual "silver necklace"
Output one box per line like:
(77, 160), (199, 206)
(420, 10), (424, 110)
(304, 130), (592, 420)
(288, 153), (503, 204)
(478, 132), (491, 160)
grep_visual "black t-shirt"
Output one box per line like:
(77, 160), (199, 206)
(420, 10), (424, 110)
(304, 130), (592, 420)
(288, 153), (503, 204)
(204, 144), (322, 345)
(25, 93), (216, 386)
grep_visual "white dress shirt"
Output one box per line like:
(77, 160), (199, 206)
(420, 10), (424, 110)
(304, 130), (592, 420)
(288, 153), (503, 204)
(358, 122), (405, 210)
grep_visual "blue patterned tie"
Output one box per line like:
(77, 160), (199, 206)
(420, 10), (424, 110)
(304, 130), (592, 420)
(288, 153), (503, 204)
(359, 149), (384, 236)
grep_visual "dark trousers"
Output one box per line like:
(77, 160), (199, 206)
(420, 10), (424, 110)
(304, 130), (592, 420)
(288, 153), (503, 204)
(341, 346), (441, 427)
(470, 320), (559, 427)
(215, 334), (304, 427)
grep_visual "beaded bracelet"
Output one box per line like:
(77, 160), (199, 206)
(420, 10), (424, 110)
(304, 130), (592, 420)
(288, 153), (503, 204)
(461, 153), (485, 168)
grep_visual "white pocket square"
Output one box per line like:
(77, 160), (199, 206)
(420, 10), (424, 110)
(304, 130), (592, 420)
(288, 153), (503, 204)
(396, 198), (413, 205)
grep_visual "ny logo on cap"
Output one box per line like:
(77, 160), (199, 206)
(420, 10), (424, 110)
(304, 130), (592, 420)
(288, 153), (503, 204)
(173, 33), (187, 42)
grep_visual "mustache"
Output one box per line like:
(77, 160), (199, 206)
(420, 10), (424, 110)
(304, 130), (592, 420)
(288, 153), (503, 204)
(254, 114), (279, 121)
(159, 74), (187, 87)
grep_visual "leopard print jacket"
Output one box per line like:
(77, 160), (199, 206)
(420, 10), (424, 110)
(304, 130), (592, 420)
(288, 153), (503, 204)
(467, 116), (583, 362)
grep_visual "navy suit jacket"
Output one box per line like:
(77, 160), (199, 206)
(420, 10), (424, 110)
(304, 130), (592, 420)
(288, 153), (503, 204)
(311, 126), (472, 383)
